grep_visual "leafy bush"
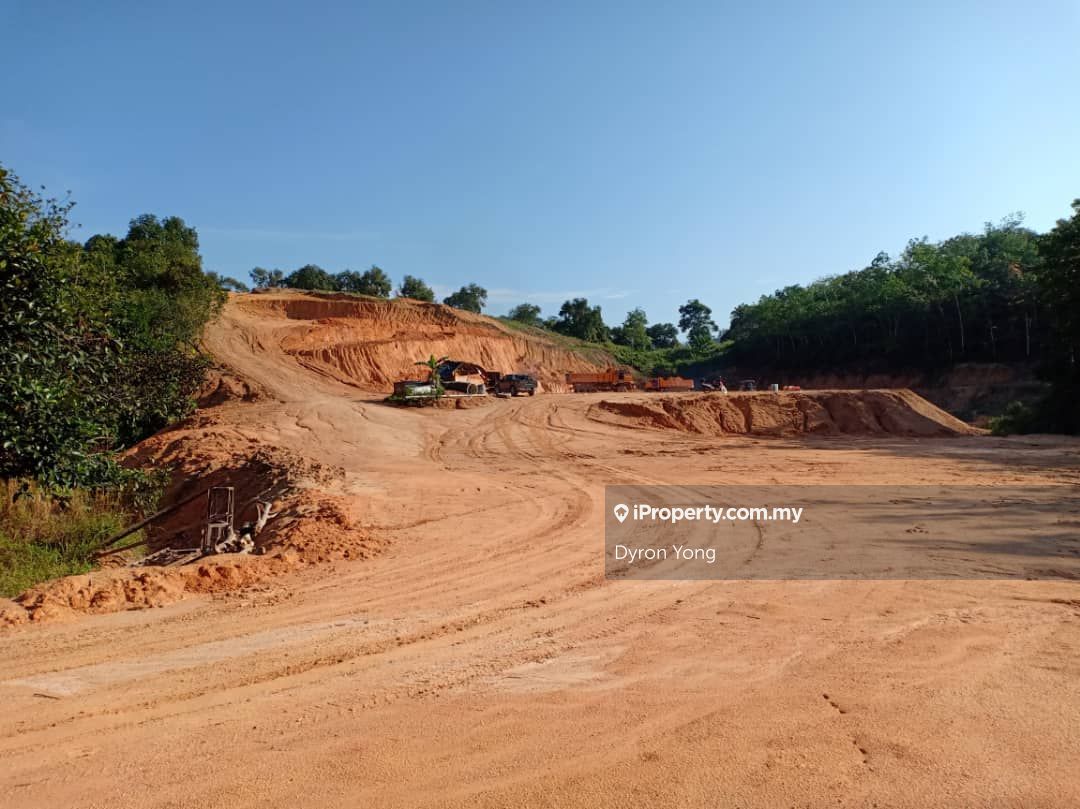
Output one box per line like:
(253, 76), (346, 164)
(989, 401), (1037, 436)
(0, 165), (223, 487)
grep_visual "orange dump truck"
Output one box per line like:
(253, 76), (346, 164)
(566, 368), (637, 392)
(643, 376), (695, 392)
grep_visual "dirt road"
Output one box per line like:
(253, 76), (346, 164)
(2, 296), (1079, 807)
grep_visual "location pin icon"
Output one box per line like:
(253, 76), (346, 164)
(613, 503), (629, 524)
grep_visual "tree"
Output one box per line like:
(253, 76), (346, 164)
(0, 164), (224, 485)
(678, 299), (717, 334)
(250, 267), (269, 288)
(1036, 199), (1080, 433)
(207, 272), (248, 292)
(334, 270), (362, 292)
(415, 354), (450, 398)
(0, 166), (102, 484)
(106, 216), (223, 444)
(443, 283), (488, 313)
(507, 303), (542, 326)
(646, 322), (679, 348)
(554, 298), (609, 342)
(118, 214), (203, 291)
(250, 267), (285, 288)
(398, 275), (435, 302)
(678, 299), (717, 355)
(355, 265), (392, 297)
(334, 267), (392, 297)
(617, 308), (651, 351)
(285, 264), (337, 291)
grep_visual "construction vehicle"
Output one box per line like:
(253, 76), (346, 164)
(566, 368), (637, 393)
(642, 376), (695, 392)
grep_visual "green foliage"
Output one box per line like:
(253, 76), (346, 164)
(613, 308), (650, 351)
(0, 164), (223, 487)
(725, 217), (1047, 370)
(414, 354), (449, 398)
(0, 480), (139, 597)
(646, 322), (679, 348)
(686, 325), (715, 355)
(1032, 200), (1080, 434)
(989, 401), (1037, 436)
(607, 339), (726, 378)
(353, 265), (393, 297)
(676, 300), (719, 356)
(250, 267), (285, 288)
(678, 299), (717, 334)
(207, 272), (248, 292)
(286, 264), (337, 291)
(507, 302), (543, 326)
(443, 283), (488, 313)
(398, 274), (435, 302)
(554, 298), (609, 342)
(1039, 203), (1080, 370)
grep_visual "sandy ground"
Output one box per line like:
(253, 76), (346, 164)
(2, 295), (1079, 808)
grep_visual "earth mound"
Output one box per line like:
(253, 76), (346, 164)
(590, 389), (983, 437)
(231, 290), (611, 393)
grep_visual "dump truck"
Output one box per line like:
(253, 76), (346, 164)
(643, 376), (695, 392)
(566, 368), (637, 392)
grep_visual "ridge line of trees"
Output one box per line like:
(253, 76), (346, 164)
(249, 265), (487, 312)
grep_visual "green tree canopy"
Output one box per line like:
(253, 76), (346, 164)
(677, 299), (718, 355)
(397, 275), (435, 302)
(554, 298), (609, 342)
(614, 308), (650, 351)
(1036, 200), (1080, 432)
(507, 303), (543, 326)
(207, 272), (248, 292)
(250, 267), (285, 288)
(286, 264), (337, 291)
(354, 265), (392, 297)
(443, 283), (488, 313)
(678, 299), (717, 334)
(646, 322), (679, 348)
(0, 165), (224, 485)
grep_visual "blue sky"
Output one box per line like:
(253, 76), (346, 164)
(3, 1), (1078, 328)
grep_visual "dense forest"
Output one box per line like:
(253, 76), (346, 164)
(727, 218), (1043, 369)
(722, 210), (1079, 432)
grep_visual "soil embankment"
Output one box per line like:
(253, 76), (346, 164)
(590, 389), (983, 437)
(762, 364), (1045, 423)
(237, 291), (610, 393)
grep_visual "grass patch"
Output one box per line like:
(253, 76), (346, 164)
(0, 481), (139, 598)
(606, 341), (731, 377)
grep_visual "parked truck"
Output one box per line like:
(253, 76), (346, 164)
(642, 376), (695, 392)
(566, 368), (638, 393)
(485, 372), (537, 396)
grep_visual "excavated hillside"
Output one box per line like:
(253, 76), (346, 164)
(590, 389), (983, 437)
(231, 290), (612, 392)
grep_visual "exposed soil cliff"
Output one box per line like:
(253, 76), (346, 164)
(234, 291), (611, 393)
